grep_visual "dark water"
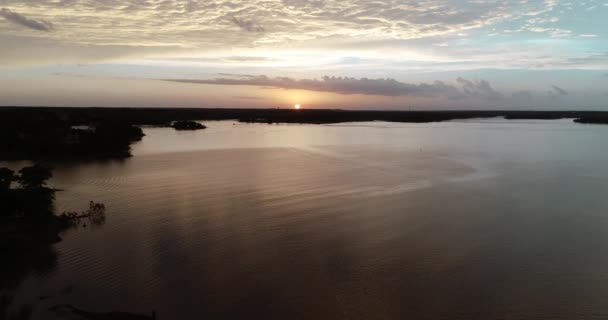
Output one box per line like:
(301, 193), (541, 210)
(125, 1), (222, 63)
(6, 119), (608, 319)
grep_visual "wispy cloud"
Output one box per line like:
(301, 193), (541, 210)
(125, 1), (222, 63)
(0, 0), (575, 50)
(224, 56), (276, 62)
(0, 8), (54, 31)
(551, 85), (568, 95)
(0, 0), (603, 71)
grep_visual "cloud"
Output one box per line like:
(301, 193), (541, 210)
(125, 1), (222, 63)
(456, 77), (504, 100)
(551, 85), (568, 95)
(0, 0), (571, 52)
(0, 7), (54, 31)
(163, 75), (507, 100)
(230, 16), (265, 32)
(164, 75), (461, 98)
(0, 0), (604, 74)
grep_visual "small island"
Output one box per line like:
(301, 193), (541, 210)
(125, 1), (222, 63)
(574, 114), (608, 125)
(172, 120), (207, 131)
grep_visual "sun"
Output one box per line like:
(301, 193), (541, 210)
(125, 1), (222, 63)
(294, 104), (301, 109)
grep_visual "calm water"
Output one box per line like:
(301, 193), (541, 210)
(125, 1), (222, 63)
(6, 119), (608, 319)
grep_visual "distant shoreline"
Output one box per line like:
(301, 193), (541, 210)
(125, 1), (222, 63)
(2, 107), (607, 161)
(1, 106), (608, 125)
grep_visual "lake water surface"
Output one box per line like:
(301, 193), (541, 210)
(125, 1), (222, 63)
(6, 119), (608, 319)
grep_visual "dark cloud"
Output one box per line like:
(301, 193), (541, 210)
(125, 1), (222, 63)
(0, 8), (54, 31)
(217, 73), (258, 78)
(163, 75), (505, 100)
(164, 75), (461, 98)
(551, 85), (568, 95)
(184, 1), (198, 13)
(230, 16), (265, 32)
(456, 77), (504, 100)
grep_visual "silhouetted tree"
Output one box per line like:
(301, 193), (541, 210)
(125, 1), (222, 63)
(17, 165), (52, 190)
(0, 168), (17, 218)
(0, 167), (14, 191)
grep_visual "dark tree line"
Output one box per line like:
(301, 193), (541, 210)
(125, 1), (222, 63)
(0, 110), (144, 160)
(0, 164), (55, 222)
(1, 107), (607, 161)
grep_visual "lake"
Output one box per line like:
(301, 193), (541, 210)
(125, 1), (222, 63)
(5, 119), (608, 319)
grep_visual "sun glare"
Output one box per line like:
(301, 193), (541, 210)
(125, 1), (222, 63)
(294, 104), (301, 109)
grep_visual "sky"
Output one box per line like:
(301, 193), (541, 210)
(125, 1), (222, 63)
(0, 0), (607, 110)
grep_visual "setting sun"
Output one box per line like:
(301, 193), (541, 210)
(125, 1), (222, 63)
(294, 104), (301, 109)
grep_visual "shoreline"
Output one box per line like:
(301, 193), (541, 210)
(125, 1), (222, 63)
(1, 106), (607, 125)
